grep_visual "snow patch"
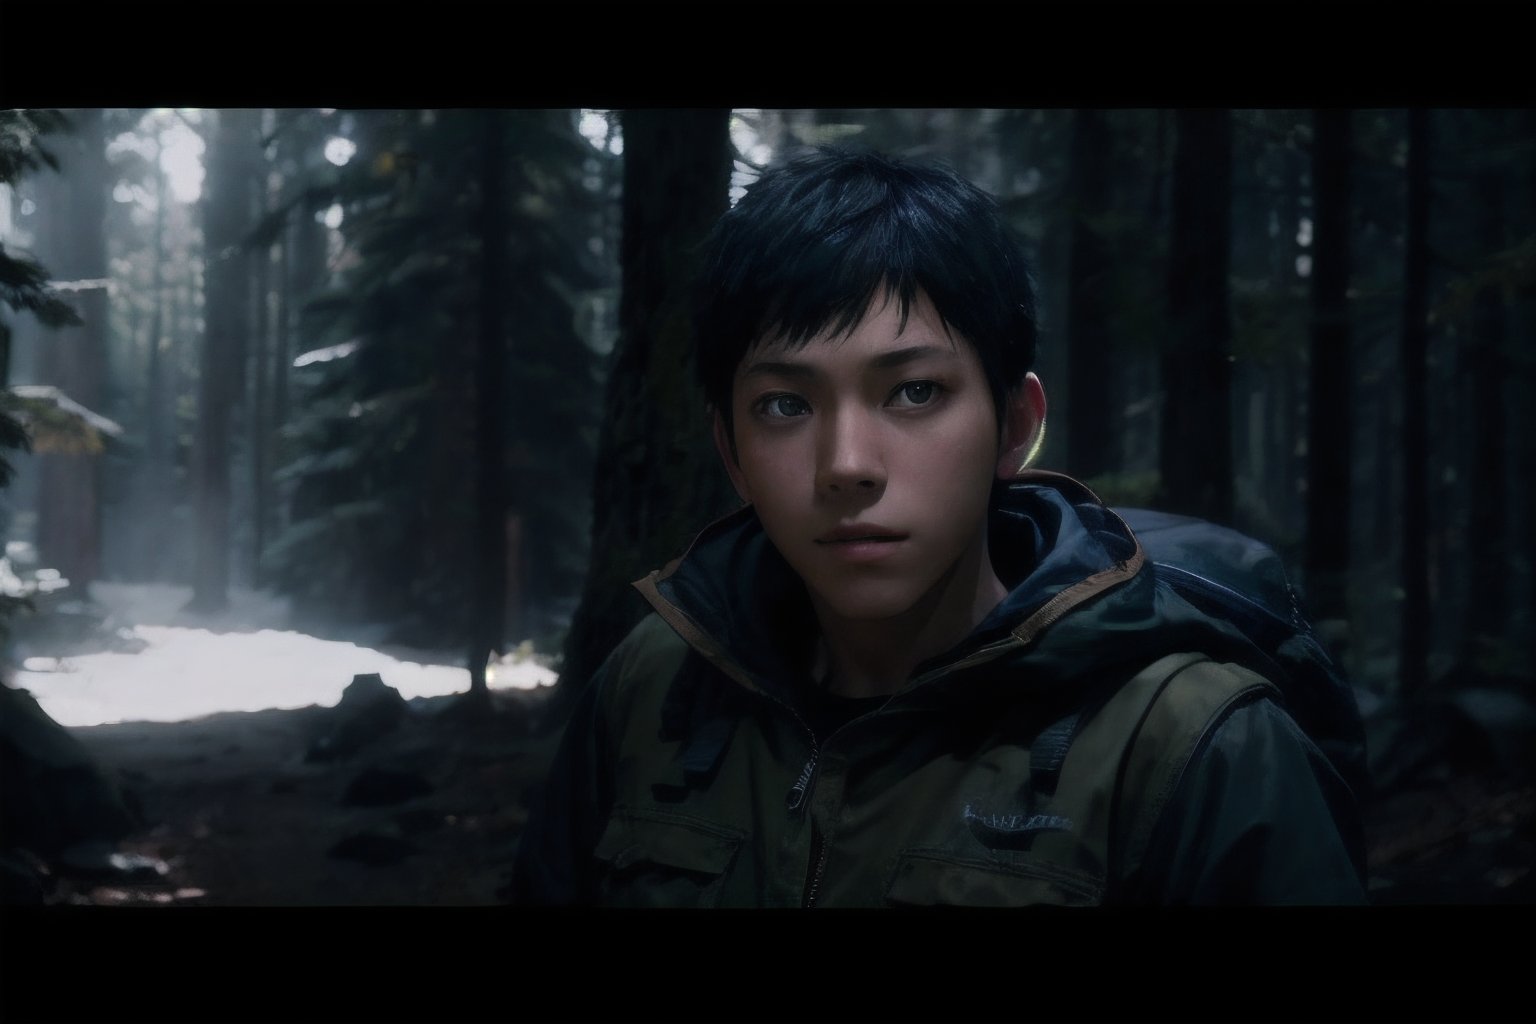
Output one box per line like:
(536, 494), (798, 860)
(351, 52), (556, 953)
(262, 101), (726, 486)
(15, 624), (555, 729)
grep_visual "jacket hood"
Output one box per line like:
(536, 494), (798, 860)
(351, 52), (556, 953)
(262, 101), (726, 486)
(633, 470), (1269, 704)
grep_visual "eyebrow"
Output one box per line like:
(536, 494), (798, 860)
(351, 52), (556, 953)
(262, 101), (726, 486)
(740, 344), (957, 380)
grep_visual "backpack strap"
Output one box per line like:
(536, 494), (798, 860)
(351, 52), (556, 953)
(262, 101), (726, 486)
(1041, 652), (1277, 894)
(1110, 657), (1277, 886)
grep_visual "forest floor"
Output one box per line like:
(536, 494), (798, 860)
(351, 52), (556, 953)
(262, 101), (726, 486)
(33, 686), (1536, 907)
(48, 688), (558, 906)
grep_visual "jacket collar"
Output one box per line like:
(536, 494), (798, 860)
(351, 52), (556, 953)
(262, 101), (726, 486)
(631, 471), (1149, 699)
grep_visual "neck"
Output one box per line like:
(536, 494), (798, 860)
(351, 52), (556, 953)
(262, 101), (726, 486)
(810, 534), (1007, 699)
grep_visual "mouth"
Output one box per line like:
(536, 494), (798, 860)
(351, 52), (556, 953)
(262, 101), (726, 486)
(813, 530), (907, 564)
(815, 524), (908, 545)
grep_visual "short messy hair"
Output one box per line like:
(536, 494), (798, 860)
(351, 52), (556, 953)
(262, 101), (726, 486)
(692, 147), (1039, 441)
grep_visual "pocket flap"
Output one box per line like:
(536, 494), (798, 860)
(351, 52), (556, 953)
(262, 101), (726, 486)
(594, 809), (743, 875)
(886, 850), (1101, 907)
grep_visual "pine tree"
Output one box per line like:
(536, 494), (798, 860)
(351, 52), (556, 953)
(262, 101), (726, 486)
(267, 110), (603, 657)
(0, 109), (83, 635)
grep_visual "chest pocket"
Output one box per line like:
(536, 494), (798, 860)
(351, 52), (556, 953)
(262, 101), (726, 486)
(593, 807), (745, 907)
(885, 850), (1102, 907)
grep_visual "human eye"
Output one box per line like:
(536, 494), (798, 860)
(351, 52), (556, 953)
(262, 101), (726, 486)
(887, 380), (944, 409)
(755, 392), (812, 419)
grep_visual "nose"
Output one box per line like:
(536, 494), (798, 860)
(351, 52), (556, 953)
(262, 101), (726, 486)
(815, 403), (885, 497)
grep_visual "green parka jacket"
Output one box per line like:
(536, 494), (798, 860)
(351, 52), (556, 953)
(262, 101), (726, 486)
(510, 473), (1366, 906)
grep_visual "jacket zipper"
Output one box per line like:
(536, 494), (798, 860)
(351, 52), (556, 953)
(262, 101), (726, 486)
(645, 578), (1046, 906)
(803, 821), (829, 908)
(786, 748), (818, 812)
(786, 746), (828, 906)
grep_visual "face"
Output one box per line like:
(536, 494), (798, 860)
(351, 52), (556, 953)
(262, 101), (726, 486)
(716, 288), (1042, 624)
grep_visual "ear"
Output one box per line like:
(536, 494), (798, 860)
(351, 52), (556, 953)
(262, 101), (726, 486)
(995, 372), (1048, 480)
(712, 408), (754, 505)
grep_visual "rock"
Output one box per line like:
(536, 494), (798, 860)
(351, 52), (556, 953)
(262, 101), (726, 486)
(1, 684), (139, 859)
(56, 841), (169, 882)
(327, 832), (421, 866)
(0, 848), (53, 905)
(305, 673), (409, 763)
(341, 767), (434, 808)
(1443, 688), (1536, 779)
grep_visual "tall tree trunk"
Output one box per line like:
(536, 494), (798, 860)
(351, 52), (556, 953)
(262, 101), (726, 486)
(1305, 109), (1354, 622)
(1399, 108), (1431, 696)
(1276, 139), (1306, 539)
(138, 140), (171, 580)
(1148, 109), (1169, 232)
(1118, 110), (1169, 480)
(1159, 109), (1234, 524)
(250, 159), (273, 588)
(1459, 117), (1508, 667)
(555, 109), (736, 722)
(1524, 110), (1536, 683)
(273, 111), (328, 546)
(37, 108), (109, 589)
(1372, 368), (1395, 564)
(272, 217), (291, 543)
(1065, 109), (1117, 479)
(467, 110), (510, 703)
(189, 109), (257, 613)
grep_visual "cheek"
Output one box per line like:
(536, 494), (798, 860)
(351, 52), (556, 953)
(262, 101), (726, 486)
(912, 420), (1000, 490)
(736, 441), (798, 497)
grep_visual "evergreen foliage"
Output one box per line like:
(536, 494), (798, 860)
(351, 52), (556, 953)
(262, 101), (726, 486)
(0, 109), (82, 638)
(267, 110), (604, 650)
(0, 110), (83, 485)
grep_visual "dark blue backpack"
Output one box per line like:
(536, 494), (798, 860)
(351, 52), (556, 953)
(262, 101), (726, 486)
(1110, 507), (1369, 800)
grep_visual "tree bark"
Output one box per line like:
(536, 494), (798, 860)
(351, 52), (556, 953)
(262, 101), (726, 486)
(1065, 109), (1117, 479)
(136, 132), (172, 581)
(468, 110), (510, 702)
(37, 108), (109, 589)
(250, 129), (273, 588)
(1305, 109), (1354, 622)
(555, 109), (736, 722)
(1399, 108), (1431, 696)
(1459, 114), (1508, 665)
(1159, 109), (1234, 525)
(189, 109), (258, 613)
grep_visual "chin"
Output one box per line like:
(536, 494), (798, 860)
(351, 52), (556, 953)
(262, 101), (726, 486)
(807, 578), (929, 624)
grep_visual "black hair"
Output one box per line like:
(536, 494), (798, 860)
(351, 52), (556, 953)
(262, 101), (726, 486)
(692, 147), (1039, 442)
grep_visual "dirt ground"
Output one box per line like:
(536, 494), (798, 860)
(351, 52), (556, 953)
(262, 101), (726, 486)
(51, 688), (561, 906)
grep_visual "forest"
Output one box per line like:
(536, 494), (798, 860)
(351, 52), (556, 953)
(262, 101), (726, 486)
(0, 107), (1533, 916)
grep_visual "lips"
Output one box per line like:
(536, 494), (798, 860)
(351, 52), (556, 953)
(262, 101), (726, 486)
(815, 524), (909, 545)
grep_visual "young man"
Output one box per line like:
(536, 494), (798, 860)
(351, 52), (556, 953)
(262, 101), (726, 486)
(510, 149), (1365, 906)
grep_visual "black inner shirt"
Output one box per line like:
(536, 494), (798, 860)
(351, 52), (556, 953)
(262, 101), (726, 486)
(800, 684), (889, 744)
